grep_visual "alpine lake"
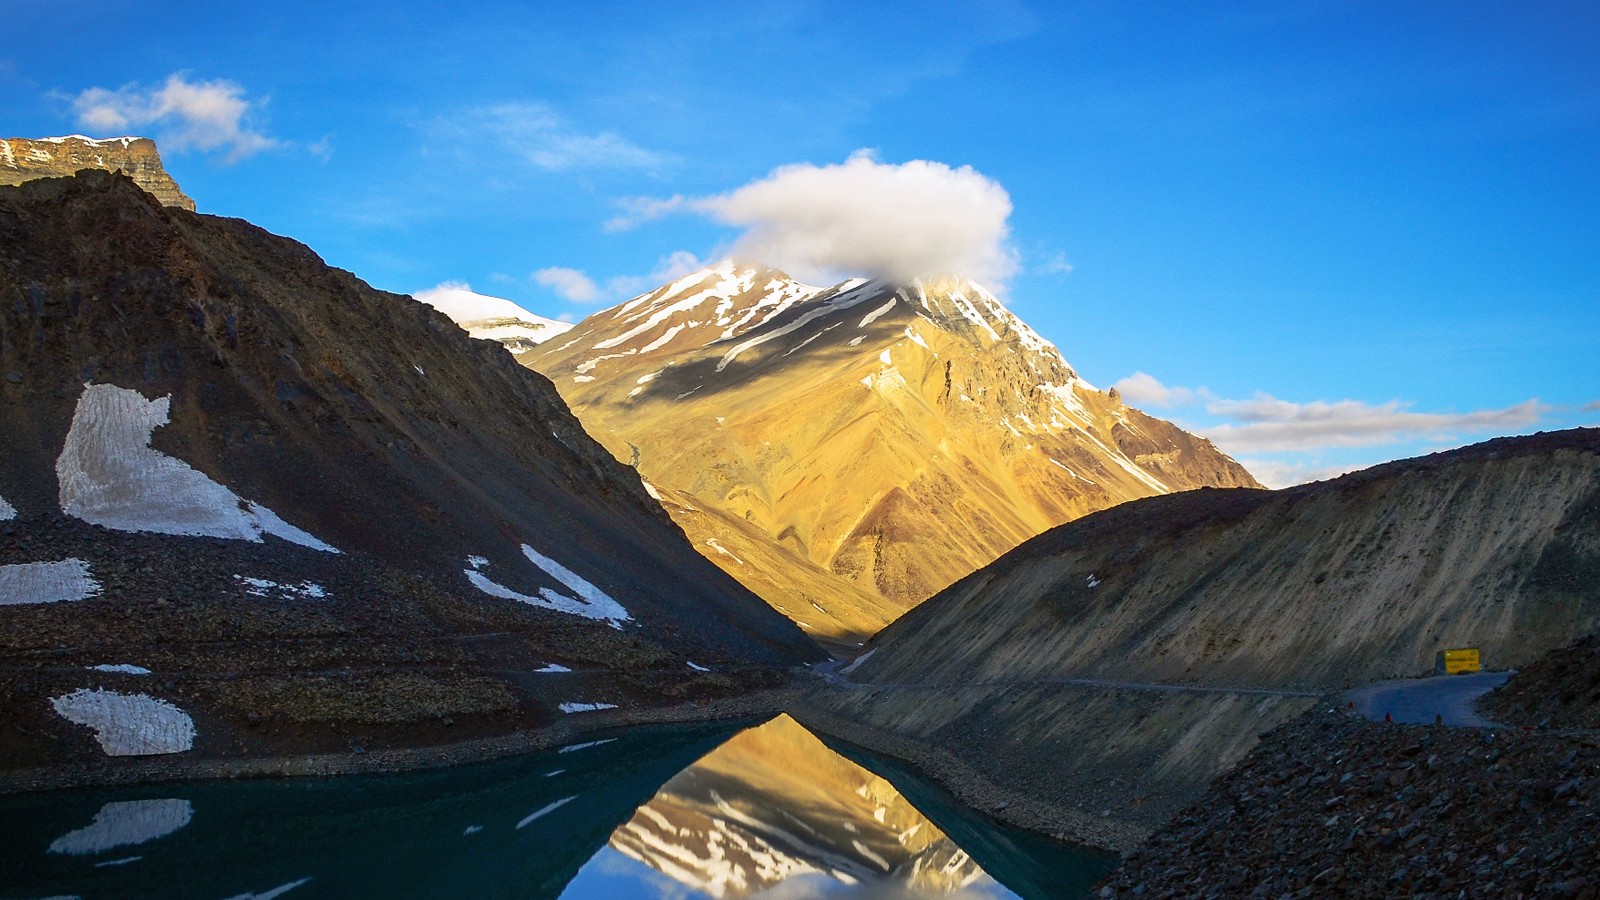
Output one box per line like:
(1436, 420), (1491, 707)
(0, 715), (1115, 899)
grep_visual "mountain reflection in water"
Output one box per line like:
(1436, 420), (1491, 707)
(564, 714), (1114, 899)
(0, 716), (1113, 899)
(592, 715), (991, 897)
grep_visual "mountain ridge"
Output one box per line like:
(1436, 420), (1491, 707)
(1, 136), (194, 210)
(529, 260), (1259, 641)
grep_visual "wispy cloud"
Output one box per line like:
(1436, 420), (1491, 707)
(1111, 372), (1211, 408)
(1109, 371), (1555, 485)
(1584, 400), (1600, 412)
(1204, 395), (1548, 453)
(533, 267), (600, 303)
(531, 251), (706, 306)
(441, 102), (668, 172)
(608, 150), (1018, 289)
(70, 73), (276, 162)
(1037, 252), (1074, 275)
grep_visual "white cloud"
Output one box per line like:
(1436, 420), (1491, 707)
(447, 103), (667, 172)
(1111, 372), (1210, 408)
(1203, 395), (1549, 453)
(533, 267), (601, 303)
(608, 150), (1018, 289)
(1584, 400), (1600, 412)
(533, 251), (706, 306)
(603, 251), (706, 298)
(71, 74), (276, 161)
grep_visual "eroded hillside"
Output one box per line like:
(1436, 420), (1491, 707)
(854, 429), (1600, 690)
(805, 430), (1600, 848)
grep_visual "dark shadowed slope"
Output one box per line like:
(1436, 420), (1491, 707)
(0, 171), (820, 773)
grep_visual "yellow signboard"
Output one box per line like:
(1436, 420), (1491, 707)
(1436, 647), (1481, 675)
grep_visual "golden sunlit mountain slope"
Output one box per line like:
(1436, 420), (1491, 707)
(529, 262), (1257, 642)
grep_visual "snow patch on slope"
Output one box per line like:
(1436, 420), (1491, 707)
(88, 664), (152, 675)
(858, 297), (897, 327)
(56, 384), (339, 552)
(234, 576), (328, 600)
(51, 689), (196, 755)
(462, 546), (630, 625)
(0, 558), (101, 605)
(715, 280), (885, 373)
(0, 493), (15, 520)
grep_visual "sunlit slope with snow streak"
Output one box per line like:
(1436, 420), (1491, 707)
(533, 262), (1258, 623)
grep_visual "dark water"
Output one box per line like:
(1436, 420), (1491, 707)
(0, 716), (1115, 899)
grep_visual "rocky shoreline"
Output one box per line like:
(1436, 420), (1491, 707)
(1098, 706), (1600, 897)
(0, 685), (796, 796)
(788, 689), (1151, 853)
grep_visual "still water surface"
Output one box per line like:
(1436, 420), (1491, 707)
(0, 715), (1114, 899)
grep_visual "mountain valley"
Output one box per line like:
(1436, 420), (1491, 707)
(0, 143), (1593, 899)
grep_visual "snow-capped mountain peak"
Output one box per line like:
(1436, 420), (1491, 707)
(527, 259), (1259, 627)
(413, 284), (573, 354)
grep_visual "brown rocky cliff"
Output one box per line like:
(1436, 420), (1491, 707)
(1, 136), (195, 210)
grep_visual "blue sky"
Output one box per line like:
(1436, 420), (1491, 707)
(5, 1), (1596, 485)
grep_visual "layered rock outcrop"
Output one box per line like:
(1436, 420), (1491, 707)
(1, 136), (195, 210)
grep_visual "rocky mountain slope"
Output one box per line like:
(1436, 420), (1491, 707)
(415, 283), (573, 356)
(816, 430), (1599, 847)
(853, 428), (1600, 691)
(530, 261), (1258, 641)
(1482, 632), (1600, 729)
(0, 171), (821, 773)
(1098, 705), (1599, 897)
(1, 136), (194, 210)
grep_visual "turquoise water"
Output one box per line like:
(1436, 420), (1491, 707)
(0, 717), (1115, 899)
